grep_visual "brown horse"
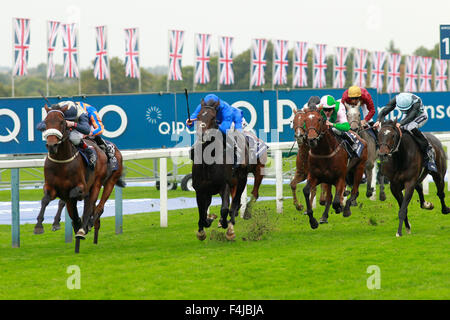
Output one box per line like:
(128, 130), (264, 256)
(41, 104), (124, 252)
(301, 107), (368, 228)
(378, 120), (449, 237)
(192, 98), (266, 241)
(290, 107), (327, 212)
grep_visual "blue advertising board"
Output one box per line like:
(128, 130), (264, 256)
(0, 88), (449, 155)
(440, 24), (450, 60)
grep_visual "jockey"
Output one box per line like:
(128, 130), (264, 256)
(373, 92), (437, 172)
(319, 95), (361, 158)
(342, 86), (378, 144)
(37, 101), (96, 169)
(186, 94), (244, 168)
(75, 101), (118, 169)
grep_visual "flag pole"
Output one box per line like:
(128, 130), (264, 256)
(193, 33), (196, 92)
(249, 39), (253, 90)
(137, 27), (141, 93)
(167, 29), (170, 92)
(217, 36), (220, 91)
(77, 24), (81, 95)
(11, 18), (15, 97)
(46, 21), (49, 96)
(106, 26), (112, 94)
(272, 39), (275, 90)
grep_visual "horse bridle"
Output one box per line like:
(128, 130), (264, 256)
(42, 109), (70, 144)
(379, 124), (402, 157)
(300, 109), (327, 142)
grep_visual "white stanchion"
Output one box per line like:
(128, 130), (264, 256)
(240, 185), (247, 218)
(370, 165), (377, 201)
(274, 149), (283, 213)
(159, 157), (168, 227)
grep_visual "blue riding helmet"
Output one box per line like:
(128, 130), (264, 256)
(396, 93), (414, 111)
(204, 94), (220, 104)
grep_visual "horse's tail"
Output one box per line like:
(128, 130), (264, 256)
(115, 167), (127, 188)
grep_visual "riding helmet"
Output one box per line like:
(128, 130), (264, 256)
(319, 95), (337, 109)
(348, 86), (362, 98)
(396, 93), (414, 111)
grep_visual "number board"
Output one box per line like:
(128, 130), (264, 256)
(440, 25), (450, 59)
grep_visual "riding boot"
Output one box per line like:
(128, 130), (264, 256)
(411, 128), (438, 173)
(343, 131), (360, 158)
(77, 140), (96, 169)
(94, 135), (117, 169)
(369, 121), (379, 149)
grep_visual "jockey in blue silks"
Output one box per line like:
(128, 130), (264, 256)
(186, 94), (244, 168)
(186, 94), (243, 133)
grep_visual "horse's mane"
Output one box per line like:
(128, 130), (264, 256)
(382, 120), (397, 127)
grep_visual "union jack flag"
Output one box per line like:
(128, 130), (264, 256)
(404, 56), (419, 92)
(370, 51), (386, 93)
(273, 40), (289, 86)
(250, 38), (267, 87)
(387, 53), (401, 93)
(13, 18), (30, 77)
(168, 29), (184, 81)
(94, 26), (109, 80)
(333, 46), (348, 88)
(61, 23), (79, 78)
(219, 36), (234, 85)
(434, 59), (448, 92)
(419, 56), (432, 92)
(293, 41), (308, 88)
(313, 44), (327, 89)
(194, 33), (211, 84)
(353, 49), (368, 88)
(46, 21), (59, 79)
(124, 28), (140, 78)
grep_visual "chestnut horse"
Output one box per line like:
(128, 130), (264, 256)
(378, 120), (449, 237)
(301, 107), (368, 228)
(41, 104), (124, 253)
(192, 99), (266, 241)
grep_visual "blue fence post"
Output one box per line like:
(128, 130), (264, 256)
(115, 186), (123, 234)
(64, 208), (72, 243)
(11, 168), (20, 248)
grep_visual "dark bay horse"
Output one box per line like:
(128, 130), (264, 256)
(345, 103), (386, 201)
(192, 99), (266, 241)
(40, 104), (124, 252)
(301, 107), (368, 228)
(378, 120), (449, 237)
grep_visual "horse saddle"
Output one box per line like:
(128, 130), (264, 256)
(243, 131), (268, 161)
(78, 146), (97, 169)
(335, 131), (364, 158)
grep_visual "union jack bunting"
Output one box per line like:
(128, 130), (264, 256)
(94, 26), (109, 80)
(124, 28), (140, 78)
(353, 49), (368, 88)
(293, 41), (308, 88)
(404, 56), (419, 92)
(434, 59), (448, 92)
(333, 46), (348, 88)
(168, 29), (184, 81)
(370, 51), (386, 93)
(419, 56), (432, 92)
(61, 23), (79, 78)
(13, 18), (30, 77)
(313, 44), (327, 89)
(387, 53), (401, 93)
(194, 33), (211, 84)
(219, 36), (234, 85)
(250, 38), (267, 87)
(273, 40), (289, 86)
(46, 21), (59, 79)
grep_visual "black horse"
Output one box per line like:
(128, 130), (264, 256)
(378, 120), (450, 237)
(192, 99), (263, 241)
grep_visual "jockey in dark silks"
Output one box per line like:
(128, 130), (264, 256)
(37, 101), (96, 169)
(186, 94), (244, 168)
(373, 92), (438, 173)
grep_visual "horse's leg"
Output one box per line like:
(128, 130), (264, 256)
(227, 178), (247, 240)
(78, 181), (102, 240)
(245, 163), (264, 218)
(333, 178), (346, 214)
(390, 181), (412, 234)
(365, 163), (375, 198)
(65, 199), (82, 253)
(51, 200), (65, 231)
(290, 170), (306, 212)
(429, 170), (450, 214)
(319, 184), (332, 224)
(219, 184), (230, 229)
(196, 192), (209, 241)
(344, 159), (365, 217)
(303, 179), (319, 229)
(34, 191), (54, 234)
(414, 183), (434, 210)
(396, 182), (415, 237)
(379, 174), (387, 201)
(319, 183), (327, 206)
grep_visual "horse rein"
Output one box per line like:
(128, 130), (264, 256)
(379, 124), (402, 157)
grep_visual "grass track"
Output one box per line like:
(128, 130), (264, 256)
(0, 183), (449, 300)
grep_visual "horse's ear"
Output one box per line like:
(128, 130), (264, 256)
(60, 105), (69, 113)
(201, 98), (205, 105)
(293, 108), (297, 114)
(214, 101), (220, 109)
(44, 104), (50, 112)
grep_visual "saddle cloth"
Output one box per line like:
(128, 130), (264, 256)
(226, 131), (268, 163)
(78, 147), (97, 168)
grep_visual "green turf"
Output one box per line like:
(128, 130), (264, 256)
(0, 182), (449, 300)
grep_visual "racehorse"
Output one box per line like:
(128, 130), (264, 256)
(378, 120), (449, 237)
(41, 104), (124, 253)
(301, 107), (368, 228)
(192, 98), (266, 241)
(290, 107), (327, 212)
(345, 103), (386, 201)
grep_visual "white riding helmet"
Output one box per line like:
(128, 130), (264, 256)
(396, 93), (414, 111)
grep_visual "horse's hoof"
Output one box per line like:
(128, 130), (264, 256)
(421, 201), (434, 210)
(343, 190), (350, 197)
(75, 229), (86, 240)
(207, 214), (218, 220)
(442, 207), (450, 215)
(52, 224), (61, 231)
(243, 209), (252, 220)
(343, 208), (352, 217)
(379, 193), (386, 201)
(319, 200), (326, 206)
(406, 226), (412, 234)
(219, 218), (227, 229)
(310, 218), (319, 229)
(197, 230), (206, 241)
(366, 191), (373, 198)
(351, 200), (357, 207)
(396, 232), (402, 237)
(319, 218), (328, 224)
(295, 203), (304, 212)
(226, 225), (235, 241)
(33, 227), (44, 235)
